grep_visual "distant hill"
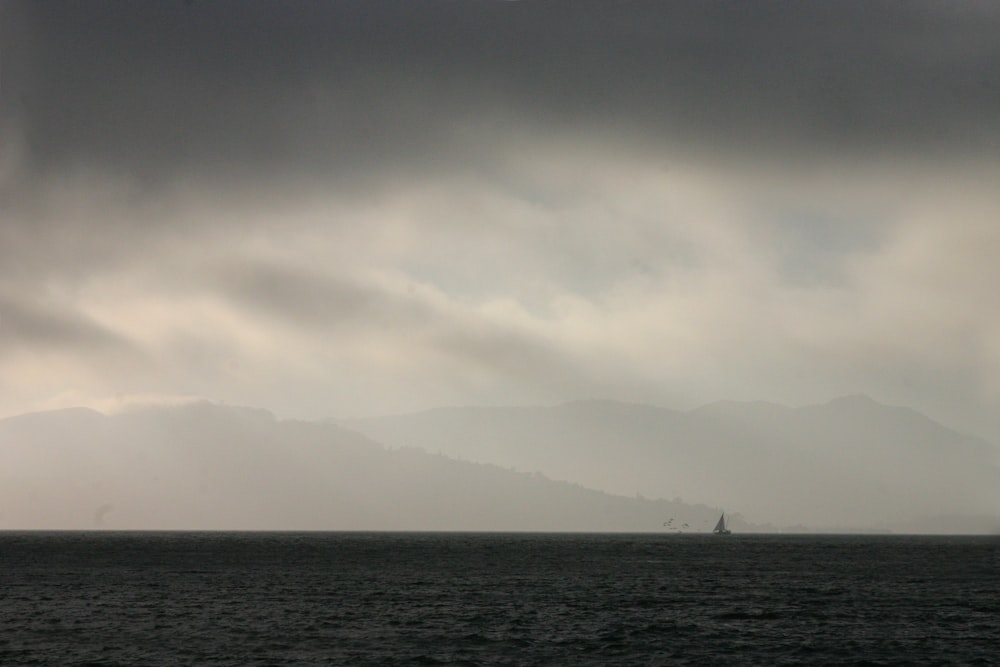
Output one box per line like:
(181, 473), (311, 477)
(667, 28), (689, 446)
(0, 402), (732, 532)
(348, 396), (1000, 533)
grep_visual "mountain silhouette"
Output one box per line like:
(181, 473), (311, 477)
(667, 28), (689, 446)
(0, 401), (728, 532)
(349, 396), (1000, 532)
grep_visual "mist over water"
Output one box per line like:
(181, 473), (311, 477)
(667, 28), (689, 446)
(4, 8), (1000, 665)
(3, 4), (999, 662)
(2, 399), (997, 534)
(350, 397), (1000, 531)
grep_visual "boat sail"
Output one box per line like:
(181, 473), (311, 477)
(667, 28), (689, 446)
(713, 512), (731, 535)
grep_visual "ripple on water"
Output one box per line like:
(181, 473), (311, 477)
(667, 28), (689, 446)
(0, 533), (997, 665)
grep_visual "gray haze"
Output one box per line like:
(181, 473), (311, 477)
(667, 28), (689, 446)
(2, 398), (996, 533)
(351, 395), (1000, 532)
(0, 402), (731, 532)
(2, 2), (1000, 529)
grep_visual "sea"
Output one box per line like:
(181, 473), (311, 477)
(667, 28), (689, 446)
(1, 532), (997, 665)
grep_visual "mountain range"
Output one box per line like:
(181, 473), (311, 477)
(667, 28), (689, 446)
(348, 395), (1000, 533)
(0, 402), (720, 532)
(2, 396), (998, 533)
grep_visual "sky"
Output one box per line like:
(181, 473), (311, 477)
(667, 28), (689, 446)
(2, 1), (1000, 444)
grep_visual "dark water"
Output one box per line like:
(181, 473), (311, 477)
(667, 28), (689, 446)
(1, 533), (997, 665)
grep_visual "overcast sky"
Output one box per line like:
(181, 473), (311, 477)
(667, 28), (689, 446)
(2, 1), (1000, 443)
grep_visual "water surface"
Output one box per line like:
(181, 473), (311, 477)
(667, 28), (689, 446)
(1, 532), (996, 664)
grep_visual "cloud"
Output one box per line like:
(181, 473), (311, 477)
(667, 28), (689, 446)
(0, 289), (136, 355)
(211, 259), (430, 333)
(2, 137), (999, 429)
(6, 1), (999, 190)
(1, 2), (999, 445)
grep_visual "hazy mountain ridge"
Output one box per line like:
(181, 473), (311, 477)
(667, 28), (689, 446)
(349, 396), (1000, 533)
(0, 401), (732, 532)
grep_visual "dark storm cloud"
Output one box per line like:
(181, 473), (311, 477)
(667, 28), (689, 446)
(0, 290), (135, 355)
(211, 257), (579, 387)
(5, 1), (999, 187)
(212, 259), (431, 331)
(432, 325), (584, 389)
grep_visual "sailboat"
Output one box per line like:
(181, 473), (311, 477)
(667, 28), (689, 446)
(713, 512), (732, 535)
